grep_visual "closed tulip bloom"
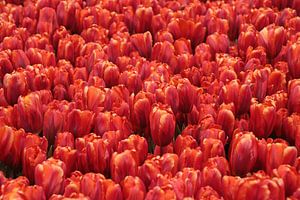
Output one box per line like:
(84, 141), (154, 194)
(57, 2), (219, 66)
(229, 132), (258, 176)
(13, 93), (43, 133)
(288, 79), (300, 114)
(174, 135), (197, 156)
(145, 186), (176, 200)
(265, 142), (297, 174)
(111, 150), (138, 183)
(206, 32), (229, 56)
(37, 7), (58, 35)
(53, 146), (77, 177)
(130, 32), (152, 58)
(249, 101), (276, 138)
(160, 153), (179, 176)
(121, 176), (146, 200)
(22, 146), (47, 183)
(66, 109), (94, 138)
(178, 147), (203, 171)
(24, 185), (46, 200)
(272, 165), (299, 196)
(54, 132), (75, 149)
(216, 107), (235, 139)
(0, 126), (15, 163)
(86, 137), (110, 174)
(149, 104), (176, 146)
(258, 24), (286, 59)
(35, 158), (66, 199)
(201, 138), (225, 163)
(117, 135), (148, 165)
(238, 25), (258, 57)
(235, 173), (285, 200)
(138, 157), (161, 188)
(196, 186), (222, 200)
(3, 71), (29, 105)
(287, 41), (300, 78)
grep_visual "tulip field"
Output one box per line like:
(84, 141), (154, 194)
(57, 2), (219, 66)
(1, 0), (300, 199)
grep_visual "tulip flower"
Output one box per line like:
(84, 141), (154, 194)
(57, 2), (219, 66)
(121, 176), (146, 200)
(288, 79), (300, 114)
(178, 147), (203, 170)
(258, 24), (286, 59)
(111, 150), (138, 183)
(249, 100), (276, 138)
(66, 109), (94, 138)
(229, 132), (258, 176)
(3, 71), (29, 105)
(35, 158), (66, 199)
(174, 135), (197, 156)
(149, 103), (176, 146)
(287, 40), (300, 79)
(265, 142), (297, 174)
(22, 146), (47, 183)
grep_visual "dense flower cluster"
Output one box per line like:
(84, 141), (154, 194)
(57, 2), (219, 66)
(0, 0), (300, 199)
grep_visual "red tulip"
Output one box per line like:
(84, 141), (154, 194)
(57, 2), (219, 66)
(160, 153), (179, 176)
(145, 186), (176, 200)
(3, 71), (29, 105)
(178, 147), (203, 171)
(133, 6), (153, 33)
(117, 135), (148, 165)
(121, 176), (146, 200)
(249, 100), (276, 138)
(94, 111), (132, 138)
(174, 135), (197, 156)
(258, 24), (286, 59)
(196, 186), (222, 200)
(138, 157), (161, 188)
(206, 32), (229, 56)
(288, 79), (300, 114)
(35, 158), (66, 199)
(265, 142), (297, 174)
(229, 132), (258, 176)
(36, 7), (58, 35)
(272, 165), (299, 196)
(216, 107), (235, 139)
(238, 25), (258, 57)
(13, 93), (43, 133)
(287, 41), (300, 79)
(201, 138), (225, 163)
(235, 172), (285, 200)
(111, 150), (138, 183)
(86, 137), (110, 174)
(53, 146), (77, 177)
(66, 109), (94, 138)
(149, 103), (176, 146)
(130, 32), (152, 58)
(22, 146), (47, 183)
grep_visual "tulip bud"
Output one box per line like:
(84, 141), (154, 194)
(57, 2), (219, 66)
(265, 142), (297, 174)
(201, 138), (225, 163)
(111, 150), (138, 183)
(14, 93), (43, 133)
(287, 40), (300, 78)
(174, 135), (197, 156)
(216, 107), (235, 139)
(35, 158), (66, 199)
(288, 79), (300, 114)
(249, 101), (276, 138)
(22, 146), (47, 183)
(160, 153), (179, 176)
(121, 176), (146, 200)
(53, 146), (77, 177)
(130, 32), (152, 58)
(258, 24), (286, 59)
(178, 147), (203, 170)
(196, 186), (222, 200)
(149, 104), (176, 146)
(36, 7), (58, 35)
(138, 158), (161, 188)
(66, 109), (94, 138)
(229, 132), (258, 176)
(272, 165), (299, 196)
(3, 71), (29, 105)
(206, 32), (229, 56)
(145, 186), (176, 200)
(117, 135), (148, 165)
